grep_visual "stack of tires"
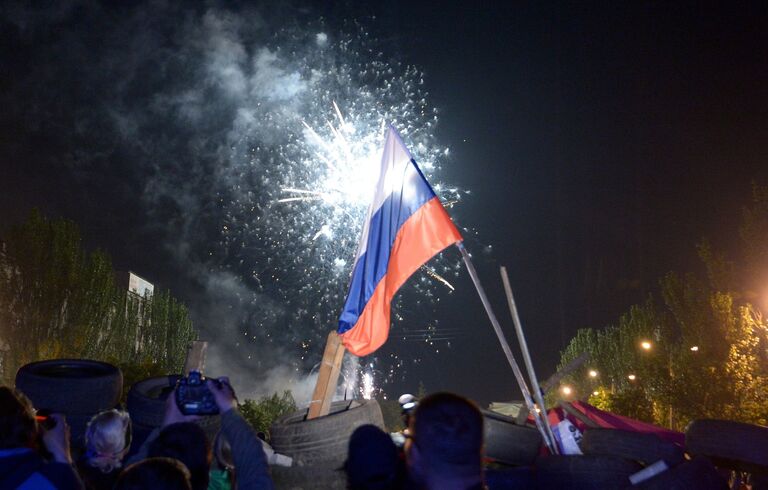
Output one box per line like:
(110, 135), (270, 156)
(482, 411), (542, 489)
(126, 374), (221, 457)
(603, 419), (768, 489)
(269, 400), (385, 490)
(538, 428), (697, 490)
(685, 419), (768, 490)
(486, 426), (731, 489)
(482, 409), (542, 466)
(15, 359), (123, 452)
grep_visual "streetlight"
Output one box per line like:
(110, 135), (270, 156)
(561, 385), (573, 396)
(690, 346), (699, 352)
(628, 374), (637, 381)
(640, 340), (652, 350)
(588, 369), (598, 378)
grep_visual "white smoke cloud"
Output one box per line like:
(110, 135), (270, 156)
(203, 10), (250, 98)
(250, 48), (307, 101)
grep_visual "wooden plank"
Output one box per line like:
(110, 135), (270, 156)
(308, 331), (345, 419)
(183, 340), (208, 375)
(319, 337), (346, 416)
(560, 401), (600, 428)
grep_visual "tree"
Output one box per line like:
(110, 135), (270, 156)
(554, 183), (768, 429)
(0, 210), (197, 387)
(238, 391), (297, 438)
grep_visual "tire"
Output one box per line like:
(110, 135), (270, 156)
(535, 454), (642, 489)
(751, 473), (768, 490)
(269, 400), (385, 467)
(485, 465), (535, 489)
(482, 410), (543, 466)
(630, 456), (728, 490)
(15, 359), (122, 414)
(126, 375), (182, 427)
(686, 419), (768, 474)
(580, 428), (685, 467)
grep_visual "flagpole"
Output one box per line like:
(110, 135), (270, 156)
(500, 266), (559, 452)
(456, 241), (556, 454)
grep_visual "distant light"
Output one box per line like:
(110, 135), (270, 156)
(628, 374), (637, 381)
(588, 370), (598, 378)
(640, 341), (652, 350)
(561, 385), (573, 396)
(690, 346), (699, 352)
(593, 391), (599, 396)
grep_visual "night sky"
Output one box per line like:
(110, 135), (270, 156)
(1, 1), (767, 406)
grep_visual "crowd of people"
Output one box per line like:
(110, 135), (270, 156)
(0, 379), (489, 490)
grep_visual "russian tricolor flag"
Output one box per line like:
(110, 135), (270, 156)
(338, 126), (462, 356)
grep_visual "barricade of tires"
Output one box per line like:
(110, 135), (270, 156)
(536, 428), (702, 490)
(15, 359), (123, 451)
(486, 419), (768, 489)
(269, 399), (385, 490)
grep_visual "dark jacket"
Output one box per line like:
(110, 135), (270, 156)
(128, 410), (274, 490)
(219, 409), (274, 490)
(0, 447), (84, 490)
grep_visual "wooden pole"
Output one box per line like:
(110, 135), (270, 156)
(308, 330), (346, 419)
(500, 266), (559, 453)
(456, 242), (556, 454)
(540, 352), (589, 394)
(183, 340), (208, 375)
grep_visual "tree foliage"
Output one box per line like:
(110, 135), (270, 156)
(0, 210), (197, 387)
(238, 390), (297, 439)
(555, 184), (768, 429)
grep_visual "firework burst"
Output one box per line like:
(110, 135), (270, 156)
(215, 22), (469, 388)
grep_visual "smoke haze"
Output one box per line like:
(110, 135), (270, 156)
(0, 0), (458, 401)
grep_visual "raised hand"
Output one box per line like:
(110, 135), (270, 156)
(207, 377), (238, 414)
(163, 387), (201, 426)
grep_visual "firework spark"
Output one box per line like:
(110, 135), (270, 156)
(361, 371), (375, 400)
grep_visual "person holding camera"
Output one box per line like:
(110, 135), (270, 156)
(0, 386), (84, 490)
(127, 375), (273, 490)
